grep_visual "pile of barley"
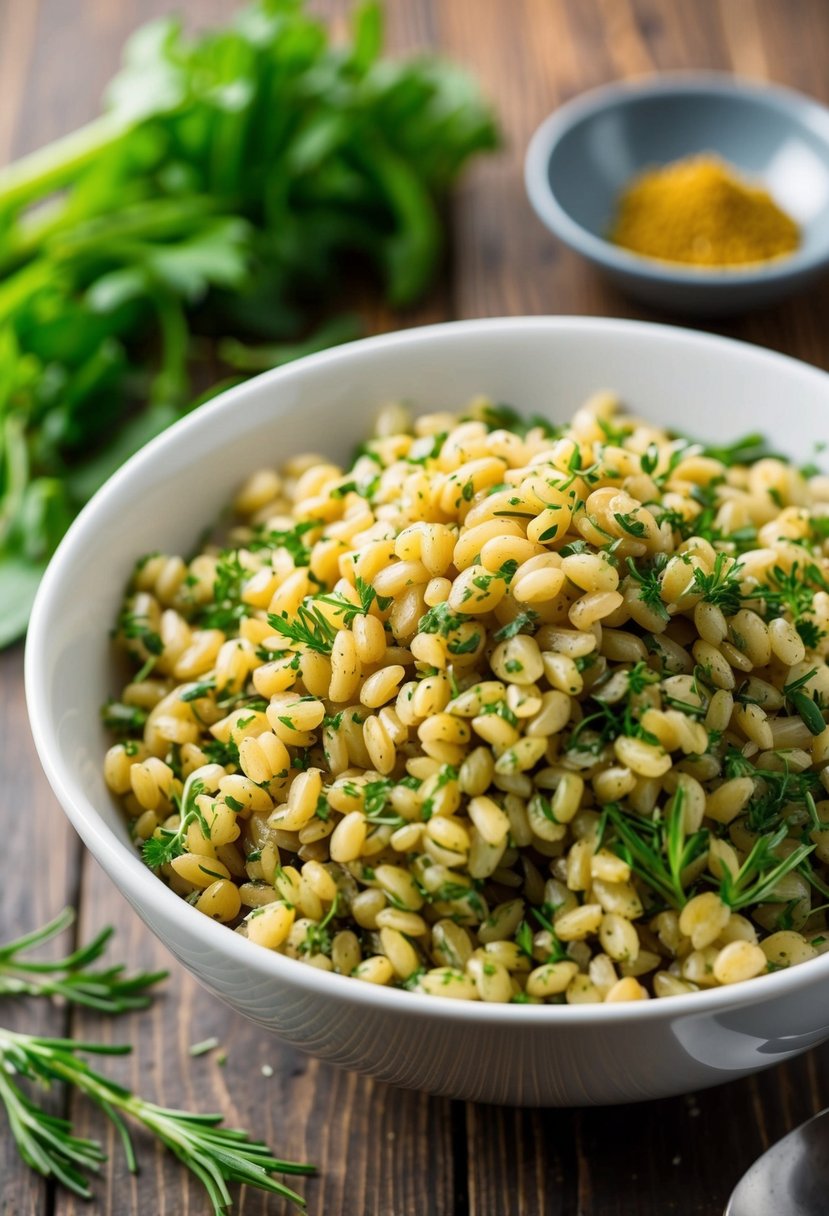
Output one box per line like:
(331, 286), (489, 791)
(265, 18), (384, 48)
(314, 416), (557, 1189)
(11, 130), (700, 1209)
(103, 394), (829, 1003)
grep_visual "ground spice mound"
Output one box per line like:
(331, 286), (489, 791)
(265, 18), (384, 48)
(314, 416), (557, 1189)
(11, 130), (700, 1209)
(610, 153), (799, 267)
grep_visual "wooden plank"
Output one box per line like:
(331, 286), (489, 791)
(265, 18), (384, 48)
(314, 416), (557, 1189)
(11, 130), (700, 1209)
(0, 3), (88, 1210)
(438, 0), (639, 322)
(459, 1079), (818, 1216)
(465, 1105), (577, 1216)
(13, 0), (230, 155)
(0, 646), (81, 1216)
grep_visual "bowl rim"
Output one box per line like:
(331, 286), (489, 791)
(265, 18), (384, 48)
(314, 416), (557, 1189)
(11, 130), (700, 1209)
(524, 70), (829, 286)
(25, 314), (829, 1026)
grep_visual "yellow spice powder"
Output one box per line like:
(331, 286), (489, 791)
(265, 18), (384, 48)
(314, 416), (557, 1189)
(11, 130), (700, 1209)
(610, 154), (799, 268)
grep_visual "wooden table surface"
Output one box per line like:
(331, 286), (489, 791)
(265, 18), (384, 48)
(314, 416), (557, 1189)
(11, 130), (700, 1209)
(3, 1), (829, 1213)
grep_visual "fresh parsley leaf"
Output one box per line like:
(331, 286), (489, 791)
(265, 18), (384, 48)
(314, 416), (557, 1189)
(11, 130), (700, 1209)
(614, 511), (647, 538)
(492, 611), (538, 642)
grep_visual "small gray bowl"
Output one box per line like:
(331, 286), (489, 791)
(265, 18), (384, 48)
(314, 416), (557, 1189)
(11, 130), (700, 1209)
(525, 74), (829, 314)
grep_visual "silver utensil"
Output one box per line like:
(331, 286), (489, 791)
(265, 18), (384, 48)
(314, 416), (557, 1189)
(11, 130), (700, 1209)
(725, 1109), (829, 1216)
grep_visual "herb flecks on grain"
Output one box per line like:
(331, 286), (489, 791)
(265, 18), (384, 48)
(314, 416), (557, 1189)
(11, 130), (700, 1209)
(104, 393), (829, 1004)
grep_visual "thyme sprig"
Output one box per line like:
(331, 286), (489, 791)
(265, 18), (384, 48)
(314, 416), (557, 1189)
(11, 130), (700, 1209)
(268, 600), (339, 655)
(625, 555), (670, 621)
(0, 909), (165, 1013)
(569, 667), (661, 756)
(268, 578), (392, 655)
(723, 747), (825, 834)
(142, 774), (207, 869)
(754, 561), (829, 620)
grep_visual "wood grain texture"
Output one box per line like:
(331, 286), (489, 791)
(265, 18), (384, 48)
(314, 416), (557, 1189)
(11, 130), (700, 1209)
(2, 0), (829, 1214)
(57, 881), (456, 1216)
(438, 0), (829, 369)
(0, 648), (80, 1216)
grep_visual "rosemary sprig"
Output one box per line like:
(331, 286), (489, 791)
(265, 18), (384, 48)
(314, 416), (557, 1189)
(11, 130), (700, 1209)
(605, 787), (818, 914)
(0, 1030), (312, 1210)
(0, 909), (165, 1013)
(605, 792), (708, 910)
(717, 826), (815, 910)
(0, 912), (314, 1211)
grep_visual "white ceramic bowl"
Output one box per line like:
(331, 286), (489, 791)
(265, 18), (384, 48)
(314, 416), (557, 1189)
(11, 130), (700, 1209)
(26, 317), (829, 1107)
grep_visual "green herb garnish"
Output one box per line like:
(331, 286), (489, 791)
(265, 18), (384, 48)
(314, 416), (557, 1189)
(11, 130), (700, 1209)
(142, 774), (207, 868)
(690, 552), (744, 615)
(718, 827), (815, 910)
(605, 793), (708, 910)
(614, 512), (647, 538)
(625, 555), (670, 621)
(0, 909), (164, 1013)
(492, 610), (539, 642)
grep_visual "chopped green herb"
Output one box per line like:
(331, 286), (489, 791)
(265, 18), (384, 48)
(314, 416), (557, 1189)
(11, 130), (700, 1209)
(691, 552), (744, 615)
(100, 701), (148, 735)
(789, 690), (826, 736)
(755, 562), (829, 625)
(142, 776), (207, 870)
(189, 1037), (219, 1058)
(797, 619), (826, 650)
(268, 601), (338, 655)
(447, 631), (482, 656)
(559, 539), (589, 557)
(199, 550), (248, 633)
(702, 433), (781, 467)
(477, 403), (561, 439)
(418, 602), (470, 637)
(640, 444), (660, 477)
(492, 611), (538, 642)
(614, 512), (647, 538)
(248, 520), (319, 565)
(180, 680), (216, 703)
(625, 556), (670, 621)
(515, 920), (534, 960)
